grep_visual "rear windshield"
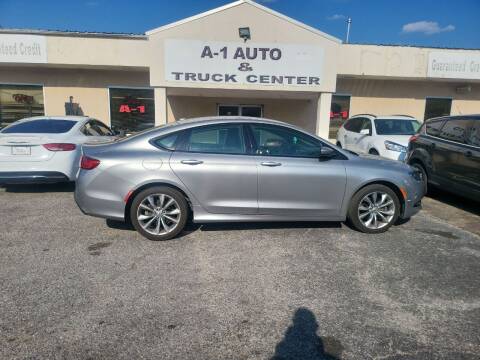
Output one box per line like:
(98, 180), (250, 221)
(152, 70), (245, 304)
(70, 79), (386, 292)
(374, 119), (421, 135)
(1, 119), (77, 134)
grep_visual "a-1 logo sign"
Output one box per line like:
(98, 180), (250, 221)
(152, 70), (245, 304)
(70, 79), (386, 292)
(200, 45), (282, 61)
(164, 39), (324, 87)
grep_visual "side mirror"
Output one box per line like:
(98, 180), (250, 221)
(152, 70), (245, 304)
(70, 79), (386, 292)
(318, 146), (336, 160)
(360, 128), (371, 136)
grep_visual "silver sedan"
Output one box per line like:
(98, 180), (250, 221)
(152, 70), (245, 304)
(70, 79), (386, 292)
(74, 117), (424, 241)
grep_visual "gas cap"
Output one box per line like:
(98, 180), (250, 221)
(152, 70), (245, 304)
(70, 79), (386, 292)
(142, 160), (163, 170)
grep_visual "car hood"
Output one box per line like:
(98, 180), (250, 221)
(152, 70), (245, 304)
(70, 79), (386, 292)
(355, 153), (411, 171)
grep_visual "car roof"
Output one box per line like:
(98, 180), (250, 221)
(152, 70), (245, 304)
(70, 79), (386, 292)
(122, 116), (321, 143)
(350, 114), (417, 120)
(174, 116), (289, 127)
(15, 116), (90, 122)
(375, 115), (418, 120)
(426, 114), (480, 122)
(0, 116), (90, 133)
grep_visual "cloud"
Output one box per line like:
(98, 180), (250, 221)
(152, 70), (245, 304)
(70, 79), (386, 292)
(258, 0), (277, 3)
(327, 14), (346, 21)
(85, 1), (99, 6)
(401, 21), (455, 35)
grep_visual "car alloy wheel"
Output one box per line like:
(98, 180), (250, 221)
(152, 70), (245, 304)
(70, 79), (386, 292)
(137, 194), (181, 235)
(348, 184), (400, 234)
(357, 191), (395, 230)
(130, 186), (188, 241)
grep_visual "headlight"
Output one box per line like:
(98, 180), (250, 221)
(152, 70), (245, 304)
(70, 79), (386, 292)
(384, 141), (407, 153)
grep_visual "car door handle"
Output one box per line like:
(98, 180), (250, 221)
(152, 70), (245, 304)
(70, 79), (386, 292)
(181, 160), (203, 165)
(430, 142), (436, 148)
(464, 150), (473, 158)
(261, 161), (282, 167)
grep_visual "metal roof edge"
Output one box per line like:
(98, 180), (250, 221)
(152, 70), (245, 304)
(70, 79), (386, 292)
(0, 28), (147, 40)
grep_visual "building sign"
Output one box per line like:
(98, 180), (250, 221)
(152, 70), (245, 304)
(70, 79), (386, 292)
(428, 52), (480, 80)
(164, 39), (324, 87)
(118, 96), (146, 113)
(0, 34), (47, 63)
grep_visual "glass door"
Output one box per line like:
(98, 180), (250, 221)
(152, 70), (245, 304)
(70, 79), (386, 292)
(241, 106), (262, 117)
(218, 104), (263, 117)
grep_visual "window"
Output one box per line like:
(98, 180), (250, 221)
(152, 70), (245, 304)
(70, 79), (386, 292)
(343, 117), (364, 133)
(0, 85), (44, 129)
(109, 88), (155, 135)
(360, 118), (372, 134)
(329, 95), (350, 139)
(218, 105), (262, 117)
(374, 119), (421, 135)
(1, 119), (76, 134)
(466, 120), (480, 147)
(438, 119), (471, 144)
(93, 121), (114, 136)
(424, 98), (451, 120)
(185, 124), (245, 154)
(154, 132), (180, 151)
(82, 120), (113, 136)
(250, 124), (321, 158)
(425, 119), (445, 137)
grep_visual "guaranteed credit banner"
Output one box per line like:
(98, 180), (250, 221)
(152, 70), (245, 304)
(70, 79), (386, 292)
(428, 52), (480, 80)
(164, 39), (324, 87)
(0, 34), (47, 63)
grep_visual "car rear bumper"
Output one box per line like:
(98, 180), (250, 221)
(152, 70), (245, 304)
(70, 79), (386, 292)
(74, 170), (126, 221)
(0, 171), (70, 184)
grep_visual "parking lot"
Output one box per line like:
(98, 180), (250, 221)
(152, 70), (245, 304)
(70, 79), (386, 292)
(1, 184), (479, 359)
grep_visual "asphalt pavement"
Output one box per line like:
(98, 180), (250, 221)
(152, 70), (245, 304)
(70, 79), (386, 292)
(1, 184), (479, 359)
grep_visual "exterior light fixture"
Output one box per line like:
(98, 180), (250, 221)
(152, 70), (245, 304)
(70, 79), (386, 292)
(239, 27), (251, 42)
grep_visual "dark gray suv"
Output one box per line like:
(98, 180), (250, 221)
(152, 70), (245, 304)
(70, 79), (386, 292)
(406, 115), (480, 201)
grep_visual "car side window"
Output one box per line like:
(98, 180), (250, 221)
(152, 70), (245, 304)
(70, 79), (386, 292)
(82, 121), (101, 136)
(438, 119), (471, 144)
(345, 118), (363, 133)
(343, 119), (353, 131)
(425, 119), (445, 137)
(466, 120), (480, 147)
(185, 124), (246, 155)
(360, 118), (372, 133)
(91, 120), (114, 136)
(153, 132), (181, 151)
(249, 124), (321, 158)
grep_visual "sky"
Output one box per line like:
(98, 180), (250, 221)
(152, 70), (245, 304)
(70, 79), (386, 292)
(0, 0), (479, 49)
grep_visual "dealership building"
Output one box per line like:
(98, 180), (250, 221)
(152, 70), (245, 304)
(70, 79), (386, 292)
(1, 0), (479, 140)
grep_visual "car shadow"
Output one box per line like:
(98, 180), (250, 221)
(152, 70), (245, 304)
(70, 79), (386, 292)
(197, 221), (343, 232)
(106, 219), (344, 237)
(271, 307), (343, 360)
(427, 188), (480, 216)
(105, 219), (201, 240)
(1, 182), (75, 193)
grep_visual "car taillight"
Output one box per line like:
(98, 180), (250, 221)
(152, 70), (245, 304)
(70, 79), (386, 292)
(409, 134), (420, 143)
(43, 143), (76, 151)
(80, 155), (100, 170)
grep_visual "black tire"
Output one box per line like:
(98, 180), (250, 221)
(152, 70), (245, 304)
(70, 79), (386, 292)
(130, 186), (188, 241)
(336, 142), (342, 148)
(411, 162), (428, 195)
(369, 148), (379, 156)
(347, 184), (400, 234)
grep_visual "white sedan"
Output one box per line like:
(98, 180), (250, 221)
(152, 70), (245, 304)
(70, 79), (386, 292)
(336, 114), (421, 161)
(0, 116), (116, 184)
